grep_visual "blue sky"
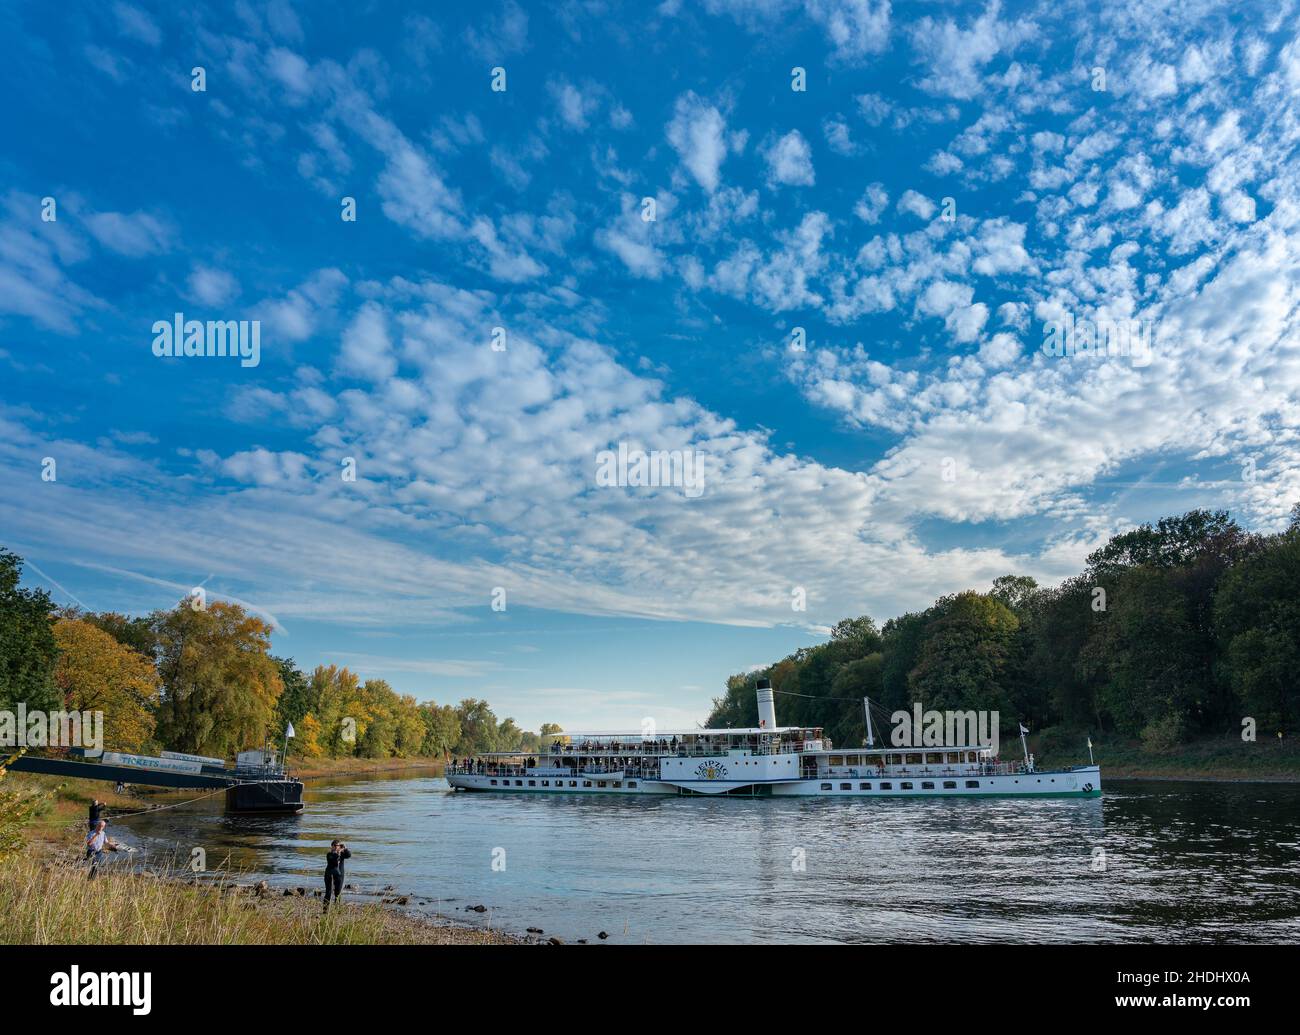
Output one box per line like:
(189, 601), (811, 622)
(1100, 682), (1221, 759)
(3, 0), (1299, 731)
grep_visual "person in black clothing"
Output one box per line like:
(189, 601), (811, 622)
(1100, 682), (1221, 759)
(86, 802), (104, 860)
(323, 839), (351, 911)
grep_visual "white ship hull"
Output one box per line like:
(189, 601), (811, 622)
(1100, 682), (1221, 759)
(447, 685), (1102, 801)
(446, 765), (1102, 798)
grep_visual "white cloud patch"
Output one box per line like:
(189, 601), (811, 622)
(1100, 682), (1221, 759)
(853, 182), (889, 223)
(84, 210), (172, 256)
(764, 130), (816, 187)
(187, 265), (240, 306)
(909, 1), (1037, 99)
(666, 92), (736, 193)
(338, 302), (397, 381)
(897, 189), (935, 219)
(550, 80), (597, 130)
(112, 2), (161, 47)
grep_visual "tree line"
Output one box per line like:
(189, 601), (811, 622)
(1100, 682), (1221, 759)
(707, 508), (1300, 755)
(0, 547), (550, 762)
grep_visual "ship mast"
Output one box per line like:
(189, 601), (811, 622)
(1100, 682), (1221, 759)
(863, 696), (875, 747)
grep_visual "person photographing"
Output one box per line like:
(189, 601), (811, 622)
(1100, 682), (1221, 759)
(323, 839), (351, 911)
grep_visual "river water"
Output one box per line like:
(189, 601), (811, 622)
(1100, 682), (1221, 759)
(114, 772), (1300, 944)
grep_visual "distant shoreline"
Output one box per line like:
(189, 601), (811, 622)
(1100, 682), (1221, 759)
(1104, 773), (1300, 784)
(289, 756), (444, 780)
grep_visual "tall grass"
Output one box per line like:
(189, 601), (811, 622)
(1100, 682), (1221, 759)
(0, 853), (514, 945)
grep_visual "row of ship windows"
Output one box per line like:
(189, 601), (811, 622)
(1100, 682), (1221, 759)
(819, 778), (1060, 791)
(490, 779), (637, 789)
(821, 780), (981, 791)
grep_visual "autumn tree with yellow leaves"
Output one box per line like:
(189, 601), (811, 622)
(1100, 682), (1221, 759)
(52, 618), (160, 752)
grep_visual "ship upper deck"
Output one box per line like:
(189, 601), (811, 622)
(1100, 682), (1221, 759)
(465, 726), (829, 760)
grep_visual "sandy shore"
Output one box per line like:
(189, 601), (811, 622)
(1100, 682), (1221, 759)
(217, 879), (533, 945)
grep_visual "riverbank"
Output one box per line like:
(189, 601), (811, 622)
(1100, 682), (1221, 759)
(0, 772), (534, 945)
(0, 849), (525, 945)
(1049, 732), (1300, 782)
(4, 773), (142, 846)
(288, 756), (444, 779)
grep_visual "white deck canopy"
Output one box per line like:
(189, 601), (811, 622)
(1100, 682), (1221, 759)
(546, 726), (812, 738)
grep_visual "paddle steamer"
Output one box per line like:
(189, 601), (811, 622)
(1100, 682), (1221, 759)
(446, 681), (1101, 798)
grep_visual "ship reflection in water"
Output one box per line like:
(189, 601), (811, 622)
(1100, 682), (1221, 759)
(121, 771), (1300, 945)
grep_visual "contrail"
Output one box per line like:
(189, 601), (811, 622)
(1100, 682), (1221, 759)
(23, 558), (91, 611)
(60, 559), (288, 634)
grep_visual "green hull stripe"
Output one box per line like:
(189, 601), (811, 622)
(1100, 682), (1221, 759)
(452, 785), (1103, 799)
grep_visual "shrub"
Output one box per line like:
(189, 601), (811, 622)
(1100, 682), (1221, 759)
(1140, 713), (1188, 754)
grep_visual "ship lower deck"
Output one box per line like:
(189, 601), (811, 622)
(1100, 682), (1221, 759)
(447, 766), (1102, 798)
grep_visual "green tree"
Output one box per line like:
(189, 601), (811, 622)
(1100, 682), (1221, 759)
(453, 698), (500, 754)
(1085, 509), (1246, 577)
(152, 601), (283, 758)
(704, 506), (1290, 755)
(273, 657), (313, 748)
(392, 694), (427, 757)
(1081, 567), (1203, 740)
(0, 548), (59, 714)
(908, 592), (1020, 721)
(1025, 576), (1104, 730)
(356, 679), (401, 758)
(307, 665), (367, 756)
(880, 610), (929, 714)
(1215, 531), (1300, 735)
(417, 702), (461, 757)
(829, 616), (883, 653)
(829, 653), (884, 745)
(496, 717), (525, 752)
(990, 574), (1039, 616)
(1080, 510), (1246, 740)
(80, 611), (158, 661)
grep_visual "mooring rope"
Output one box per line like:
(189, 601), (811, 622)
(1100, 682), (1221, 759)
(105, 785), (230, 819)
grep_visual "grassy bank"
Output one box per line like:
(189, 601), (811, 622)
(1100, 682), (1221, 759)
(3, 773), (142, 846)
(0, 851), (520, 944)
(1042, 732), (1300, 781)
(0, 769), (525, 945)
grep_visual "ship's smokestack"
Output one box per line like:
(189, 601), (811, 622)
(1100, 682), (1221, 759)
(756, 678), (776, 729)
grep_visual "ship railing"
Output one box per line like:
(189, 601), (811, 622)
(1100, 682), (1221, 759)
(233, 762), (288, 780)
(541, 742), (809, 757)
(447, 763), (663, 779)
(818, 761), (1034, 778)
